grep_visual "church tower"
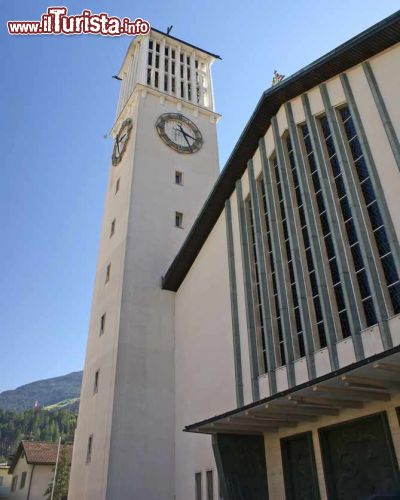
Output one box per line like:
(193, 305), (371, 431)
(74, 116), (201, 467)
(68, 29), (220, 499)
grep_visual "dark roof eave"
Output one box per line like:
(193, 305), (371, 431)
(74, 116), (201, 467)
(162, 10), (400, 292)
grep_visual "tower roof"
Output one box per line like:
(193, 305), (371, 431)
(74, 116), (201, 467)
(151, 27), (222, 60)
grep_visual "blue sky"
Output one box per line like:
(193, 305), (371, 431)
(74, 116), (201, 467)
(0, 1), (398, 393)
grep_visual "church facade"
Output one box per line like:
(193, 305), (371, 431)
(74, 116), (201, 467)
(69, 11), (400, 500)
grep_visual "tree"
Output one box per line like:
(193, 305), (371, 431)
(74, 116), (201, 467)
(44, 445), (71, 500)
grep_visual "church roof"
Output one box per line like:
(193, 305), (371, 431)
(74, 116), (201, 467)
(162, 9), (400, 292)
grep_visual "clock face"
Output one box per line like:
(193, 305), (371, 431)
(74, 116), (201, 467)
(112, 118), (132, 166)
(155, 113), (203, 154)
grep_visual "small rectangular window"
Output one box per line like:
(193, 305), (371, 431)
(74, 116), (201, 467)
(86, 435), (93, 463)
(20, 471), (27, 489)
(100, 314), (106, 336)
(175, 212), (183, 228)
(110, 219), (116, 237)
(105, 263), (111, 283)
(11, 476), (18, 492)
(195, 472), (202, 500)
(175, 171), (183, 185)
(206, 470), (214, 500)
(115, 178), (120, 193)
(94, 370), (99, 394)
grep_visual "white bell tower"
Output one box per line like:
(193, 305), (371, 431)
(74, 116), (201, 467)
(69, 29), (220, 500)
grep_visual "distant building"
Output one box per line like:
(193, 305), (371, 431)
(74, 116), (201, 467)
(69, 10), (400, 500)
(0, 464), (11, 499)
(8, 441), (72, 500)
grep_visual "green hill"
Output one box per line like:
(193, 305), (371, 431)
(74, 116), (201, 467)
(0, 372), (83, 412)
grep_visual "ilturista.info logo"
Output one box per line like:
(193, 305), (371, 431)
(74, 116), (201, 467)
(7, 7), (150, 36)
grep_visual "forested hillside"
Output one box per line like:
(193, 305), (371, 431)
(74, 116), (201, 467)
(0, 408), (77, 462)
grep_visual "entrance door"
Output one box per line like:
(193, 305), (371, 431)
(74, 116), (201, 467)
(212, 434), (269, 500)
(281, 432), (320, 500)
(320, 412), (400, 500)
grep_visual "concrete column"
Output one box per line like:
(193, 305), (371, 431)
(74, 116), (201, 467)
(285, 102), (339, 370)
(248, 159), (277, 394)
(320, 83), (391, 352)
(207, 62), (214, 109)
(137, 36), (150, 85)
(225, 199), (245, 406)
(182, 49), (188, 100)
(236, 180), (260, 401)
(362, 61), (400, 172)
(259, 137), (296, 388)
(190, 52), (197, 104)
(159, 39), (165, 92)
(340, 72), (400, 285)
(302, 93), (362, 346)
(271, 116), (316, 380)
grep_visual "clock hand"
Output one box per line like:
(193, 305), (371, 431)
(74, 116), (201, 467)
(177, 125), (196, 141)
(177, 125), (193, 152)
(184, 132), (195, 141)
(182, 132), (193, 152)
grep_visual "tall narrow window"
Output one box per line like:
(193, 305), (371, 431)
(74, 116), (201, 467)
(110, 219), (116, 237)
(339, 106), (400, 315)
(11, 476), (18, 492)
(246, 199), (267, 372)
(115, 178), (120, 194)
(273, 155), (305, 357)
(147, 40), (153, 86)
(175, 212), (183, 228)
(20, 472), (27, 489)
(86, 435), (93, 463)
(206, 470), (214, 500)
(93, 370), (99, 394)
(260, 179), (286, 366)
(105, 263), (111, 284)
(195, 472), (202, 500)
(319, 115), (377, 327)
(301, 123), (351, 338)
(100, 313), (106, 336)
(286, 135), (327, 348)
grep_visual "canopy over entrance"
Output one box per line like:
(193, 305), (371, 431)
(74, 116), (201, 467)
(185, 347), (400, 435)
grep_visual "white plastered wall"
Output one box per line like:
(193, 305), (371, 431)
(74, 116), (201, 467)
(174, 211), (237, 500)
